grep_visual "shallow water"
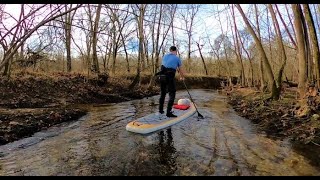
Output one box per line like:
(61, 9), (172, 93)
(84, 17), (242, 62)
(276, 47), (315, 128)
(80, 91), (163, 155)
(0, 89), (319, 176)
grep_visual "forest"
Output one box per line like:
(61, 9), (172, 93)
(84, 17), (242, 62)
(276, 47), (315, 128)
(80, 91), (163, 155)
(1, 4), (320, 176)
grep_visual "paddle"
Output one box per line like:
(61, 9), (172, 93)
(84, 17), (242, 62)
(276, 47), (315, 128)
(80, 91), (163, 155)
(181, 78), (204, 119)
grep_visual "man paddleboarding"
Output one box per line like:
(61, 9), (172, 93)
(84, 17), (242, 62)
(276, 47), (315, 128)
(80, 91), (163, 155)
(158, 46), (186, 117)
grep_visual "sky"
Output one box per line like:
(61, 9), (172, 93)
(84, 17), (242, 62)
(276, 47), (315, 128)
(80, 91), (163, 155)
(1, 4), (239, 57)
(1, 4), (311, 59)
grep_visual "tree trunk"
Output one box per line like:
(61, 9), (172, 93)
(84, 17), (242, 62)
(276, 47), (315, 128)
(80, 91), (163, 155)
(303, 4), (320, 87)
(269, 4), (287, 100)
(266, 7), (274, 74)
(231, 4), (245, 86)
(315, 5), (320, 33)
(86, 5), (93, 77)
(2, 58), (11, 76)
(120, 33), (130, 73)
(86, 33), (92, 77)
(150, 5), (157, 74)
(196, 42), (208, 75)
(154, 4), (163, 74)
(102, 33), (110, 72)
(292, 4), (308, 98)
(64, 5), (76, 73)
(92, 4), (102, 74)
(111, 12), (117, 75)
(129, 4), (146, 89)
(106, 42), (112, 70)
(112, 44), (117, 75)
(145, 37), (149, 71)
(103, 45), (108, 72)
(187, 34), (191, 73)
(254, 4), (266, 91)
(217, 56), (221, 76)
(300, 6), (312, 83)
(171, 17), (175, 46)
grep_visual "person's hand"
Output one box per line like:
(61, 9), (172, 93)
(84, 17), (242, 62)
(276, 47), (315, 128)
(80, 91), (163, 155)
(180, 77), (185, 81)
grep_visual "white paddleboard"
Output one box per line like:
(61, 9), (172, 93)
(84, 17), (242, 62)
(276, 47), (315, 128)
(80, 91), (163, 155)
(126, 102), (196, 134)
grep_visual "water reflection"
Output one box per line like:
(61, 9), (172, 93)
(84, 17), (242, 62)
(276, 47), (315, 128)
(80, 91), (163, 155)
(157, 128), (177, 175)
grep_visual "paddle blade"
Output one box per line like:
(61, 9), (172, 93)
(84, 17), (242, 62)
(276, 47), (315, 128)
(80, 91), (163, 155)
(197, 112), (204, 119)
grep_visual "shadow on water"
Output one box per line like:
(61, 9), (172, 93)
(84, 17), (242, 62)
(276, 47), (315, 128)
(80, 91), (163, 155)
(0, 89), (320, 176)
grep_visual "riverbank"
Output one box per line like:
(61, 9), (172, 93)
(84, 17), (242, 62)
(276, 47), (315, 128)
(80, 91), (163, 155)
(225, 86), (320, 167)
(0, 71), (223, 145)
(226, 86), (320, 143)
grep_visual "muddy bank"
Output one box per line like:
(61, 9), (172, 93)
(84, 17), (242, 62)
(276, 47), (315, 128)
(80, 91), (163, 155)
(0, 73), (159, 108)
(226, 87), (320, 143)
(1, 73), (225, 109)
(0, 72), (224, 145)
(0, 108), (86, 145)
(132, 75), (226, 90)
(226, 87), (320, 167)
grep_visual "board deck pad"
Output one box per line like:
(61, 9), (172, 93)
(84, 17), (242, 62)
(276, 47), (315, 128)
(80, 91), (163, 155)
(173, 104), (190, 110)
(126, 102), (196, 134)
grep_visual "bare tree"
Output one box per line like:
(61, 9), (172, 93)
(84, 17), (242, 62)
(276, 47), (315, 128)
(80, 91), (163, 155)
(275, 5), (297, 49)
(268, 4), (287, 100)
(285, 4), (297, 44)
(153, 4), (163, 74)
(1, 4), (26, 75)
(153, 4), (176, 74)
(302, 4), (320, 87)
(230, 4), (246, 86)
(118, 5), (135, 73)
(129, 4), (147, 89)
(105, 4), (133, 75)
(98, 25), (111, 72)
(300, 6), (312, 83)
(235, 4), (278, 99)
(238, 29), (254, 87)
(216, 9), (233, 85)
(207, 34), (222, 76)
(196, 41), (208, 75)
(179, 4), (200, 72)
(91, 4), (102, 73)
(253, 4), (266, 91)
(0, 4), (82, 74)
(171, 4), (177, 47)
(292, 4), (308, 98)
(147, 4), (177, 89)
(60, 4), (77, 72)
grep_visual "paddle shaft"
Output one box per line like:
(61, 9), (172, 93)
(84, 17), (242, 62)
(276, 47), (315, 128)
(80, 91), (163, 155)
(177, 67), (203, 118)
(181, 78), (204, 118)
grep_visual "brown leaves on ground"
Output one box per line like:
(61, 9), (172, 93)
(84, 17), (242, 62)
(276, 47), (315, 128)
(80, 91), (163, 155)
(227, 86), (320, 145)
(0, 72), (160, 108)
